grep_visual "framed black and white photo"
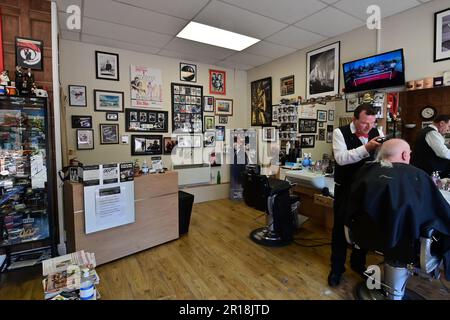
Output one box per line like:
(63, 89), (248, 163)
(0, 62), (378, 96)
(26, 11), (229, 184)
(346, 93), (359, 113)
(328, 110), (335, 122)
(306, 41), (340, 99)
(219, 116), (228, 124)
(280, 75), (294, 96)
(95, 51), (119, 81)
(204, 116), (215, 131)
(125, 108), (168, 132)
(317, 110), (327, 122)
(263, 127), (276, 142)
(100, 124), (119, 144)
(215, 98), (233, 116)
(204, 131), (216, 147)
(318, 122), (324, 128)
(94, 90), (124, 112)
(106, 112), (118, 121)
(180, 63), (197, 82)
(131, 135), (163, 155)
(434, 8), (450, 62)
(76, 129), (94, 150)
(318, 129), (326, 141)
(15, 37), (43, 70)
(326, 125), (334, 143)
(300, 135), (315, 148)
(203, 96), (214, 112)
(68, 85), (87, 107)
(299, 119), (317, 133)
(71, 115), (92, 129)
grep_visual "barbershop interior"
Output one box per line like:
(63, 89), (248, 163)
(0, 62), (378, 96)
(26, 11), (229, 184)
(1, 0), (450, 301)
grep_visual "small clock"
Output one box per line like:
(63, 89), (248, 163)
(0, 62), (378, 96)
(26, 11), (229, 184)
(420, 106), (436, 120)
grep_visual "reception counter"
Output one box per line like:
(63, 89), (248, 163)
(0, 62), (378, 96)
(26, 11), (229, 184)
(63, 171), (179, 265)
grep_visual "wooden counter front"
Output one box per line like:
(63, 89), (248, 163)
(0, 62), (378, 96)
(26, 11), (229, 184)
(63, 172), (179, 265)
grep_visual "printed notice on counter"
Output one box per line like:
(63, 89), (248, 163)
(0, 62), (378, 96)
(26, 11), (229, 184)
(82, 165), (100, 186)
(120, 162), (134, 182)
(102, 164), (119, 185)
(95, 186), (123, 219)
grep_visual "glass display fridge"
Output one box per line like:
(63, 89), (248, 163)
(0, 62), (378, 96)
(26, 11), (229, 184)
(0, 96), (55, 269)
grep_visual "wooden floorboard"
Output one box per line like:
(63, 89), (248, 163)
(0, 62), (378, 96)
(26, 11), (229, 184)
(0, 199), (449, 300)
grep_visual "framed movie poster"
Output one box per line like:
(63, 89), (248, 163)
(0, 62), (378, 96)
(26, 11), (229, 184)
(171, 83), (203, 134)
(131, 65), (163, 108)
(131, 135), (163, 155)
(280, 75), (294, 96)
(180, 63), (197, 82)
(95, 51), (119, 81)
(68, 85), (87, 107)
(15, 37), (43, 70)
(125, 108), (168, 133)
(306, 41), (340, 99)
(209, 69), (226, 95)
(434, 8), (450, 62)
(251, 77), (272, 127)
(94, 90), (124, 112)
(71, 115), (92, 128)
(76, 129), (94, 150)
(215, 98), (233, 116)
(100, 124), (119, 144)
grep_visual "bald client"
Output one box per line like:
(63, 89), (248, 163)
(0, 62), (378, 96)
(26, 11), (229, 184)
(376, 138), (411, 164)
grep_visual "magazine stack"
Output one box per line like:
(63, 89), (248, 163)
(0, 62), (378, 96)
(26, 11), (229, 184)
(42, 250), (100, 300)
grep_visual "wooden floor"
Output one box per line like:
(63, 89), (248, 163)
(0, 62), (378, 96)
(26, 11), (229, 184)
(1, 199), (449, 300)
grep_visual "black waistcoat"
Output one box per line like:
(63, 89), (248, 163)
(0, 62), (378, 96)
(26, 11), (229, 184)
(334, 124), (379, 185)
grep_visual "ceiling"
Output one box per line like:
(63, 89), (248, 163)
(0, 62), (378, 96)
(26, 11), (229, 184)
(56, 0), (432, 71)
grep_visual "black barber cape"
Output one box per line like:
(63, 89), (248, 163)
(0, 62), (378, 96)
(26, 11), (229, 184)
(345, 162), (450, 280)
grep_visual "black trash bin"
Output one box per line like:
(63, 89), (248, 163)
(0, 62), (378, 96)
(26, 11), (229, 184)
(179, 191), (194, 236)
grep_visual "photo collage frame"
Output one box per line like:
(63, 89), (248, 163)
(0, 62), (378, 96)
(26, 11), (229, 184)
(125, 108), (168, 133)
(171, 83), (203, 134)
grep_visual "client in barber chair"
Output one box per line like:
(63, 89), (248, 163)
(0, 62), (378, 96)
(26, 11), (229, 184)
(345, 139), (450, 298)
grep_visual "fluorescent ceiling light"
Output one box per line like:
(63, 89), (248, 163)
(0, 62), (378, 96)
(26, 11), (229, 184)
(176, 21), (260, 51)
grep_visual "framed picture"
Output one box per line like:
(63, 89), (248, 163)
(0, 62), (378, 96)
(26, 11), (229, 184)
(215, 98), (233, 116)
(164, 137), (178, 155)
(100, 124), (119, 144)
(328, 110), (335, 122)
(317, 110), (327, 122)
(204, 116), (215, 131)
(326, 125), (334, 143)
(280, 75), (295, 96)
(219, 116), (228, 124)
(15, 37), (43, 70)
(299, 119), (317, 133)
(318, 122), (324, 128)
(125, 108), (168, 132)
(210, 152), (222, 167)
(68, 85), (87, 107)
(131, 135), (163, 155)
(306, 41), (340, 99)
(346, 93), (359, 113)
(177, 135), (202, 148)
(272, 105), (278, 124)
(106, 112), (118, 121)
(71, 115), (92, 129)
(204, 131), (216, 147)
(434, 8), (450, 62)
(318, 129), (326, 141)
(216, 126), (225, 142)
(131, 65), (163, 108)
(76, 129), (94, 150)
(94, 90), (124, 112)
(209, 69), (226, 95)
(95, 51), (119, 81)
(180, 63), (197, 82)
(203, 96), (214, 112)
(263, 127), (276, 142)
(251, 77), (272, 127)
(300, 135), (315, 148)
(171, 83), (203, 134)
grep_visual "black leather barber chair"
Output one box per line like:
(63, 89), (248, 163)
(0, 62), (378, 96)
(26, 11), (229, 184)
(345, 216), (444, 300)
(242, 168), (299, 247)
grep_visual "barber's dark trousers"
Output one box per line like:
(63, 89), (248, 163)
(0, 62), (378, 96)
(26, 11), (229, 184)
(330, 184), (367, 274)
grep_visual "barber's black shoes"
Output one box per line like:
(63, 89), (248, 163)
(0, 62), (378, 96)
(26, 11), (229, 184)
(327, 271), (342, 287)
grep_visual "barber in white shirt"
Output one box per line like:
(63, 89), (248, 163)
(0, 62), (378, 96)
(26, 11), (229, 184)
(411, 114), (450, 176)
(327, 104), (383, 287)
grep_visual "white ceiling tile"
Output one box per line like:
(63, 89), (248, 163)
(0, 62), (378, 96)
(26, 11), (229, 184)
(60, 30), (81, 41)
(81, 34), (162, 55)
(215, 61), (254, 71)
(82, 17), (173, 48)
(333, 0), (422, 20)
(320, 0), (340, 4)
(84, 0), (187, 36)
(296, 7), (364, 37)
(157, 49), (218, 65)
(265, 26), (326, 50)
(113, 0), (209, 20)
(164, 37), (236, 60)
(243, 41), (297, 59)
(223, 52), (273, 67)
(220, 0), (327, 24)
(195, 0), (287, 39)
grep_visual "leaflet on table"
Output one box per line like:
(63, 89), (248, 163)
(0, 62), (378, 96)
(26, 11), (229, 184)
(119, 162), (134, 182)
(102, 163), (119, 185)
(42, 250), (91, 276)
(80, 165), (100, 186)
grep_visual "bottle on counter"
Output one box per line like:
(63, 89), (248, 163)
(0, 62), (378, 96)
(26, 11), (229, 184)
(79, 268), (96, 300)
(142, 160), (149, 174)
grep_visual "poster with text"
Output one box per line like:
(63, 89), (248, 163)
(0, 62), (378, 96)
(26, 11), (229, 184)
(130, 65), (163, 108)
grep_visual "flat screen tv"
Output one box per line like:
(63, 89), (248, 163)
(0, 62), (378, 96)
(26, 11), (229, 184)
(343, 49), (405, 93)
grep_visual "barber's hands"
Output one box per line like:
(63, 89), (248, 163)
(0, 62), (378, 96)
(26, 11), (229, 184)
(365, 136), (382, 152)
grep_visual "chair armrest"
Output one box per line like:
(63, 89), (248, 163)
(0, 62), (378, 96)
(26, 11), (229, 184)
(419, 234), (441, 276)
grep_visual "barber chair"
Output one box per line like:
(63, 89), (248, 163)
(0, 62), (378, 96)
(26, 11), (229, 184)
(242, 168), (299, 247)
(345, 216), (444, 300)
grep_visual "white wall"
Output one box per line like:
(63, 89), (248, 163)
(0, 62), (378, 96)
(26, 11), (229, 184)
(248, 0), (450, 160)
(60, 40), (249, 192)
